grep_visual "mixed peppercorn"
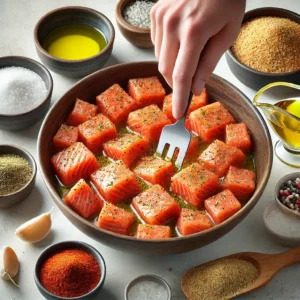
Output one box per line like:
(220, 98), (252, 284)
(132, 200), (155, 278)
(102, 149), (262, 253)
(279, 177), (300, 212)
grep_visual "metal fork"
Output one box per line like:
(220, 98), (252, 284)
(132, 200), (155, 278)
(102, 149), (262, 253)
(156, 92), (193, 170)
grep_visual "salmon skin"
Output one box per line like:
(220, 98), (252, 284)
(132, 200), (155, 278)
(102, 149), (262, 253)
(132, 184), (181, 225)
(98, 202), (136, 235)
(136, 224), (171, 239)
(127, 104), (171, 142)
(67, 98), (98, 126)
(189, 102), (235, 143)
(64, 179), (103, 218)
(177, 208), (213, 236)
(53, 124), (79, 152)
(51, 142), (100, 187)
(171, 163), (221, 208)
(96, 84), (136, 127)
(128, 76), (166, 109)
(103, 133), (149, 167)
(90, 160), (141, 204)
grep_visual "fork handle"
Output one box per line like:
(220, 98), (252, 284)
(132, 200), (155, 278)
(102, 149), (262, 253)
(182, 92), (194, 120)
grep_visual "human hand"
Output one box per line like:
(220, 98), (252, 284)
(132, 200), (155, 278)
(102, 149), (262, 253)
(151, 0), (246, 119)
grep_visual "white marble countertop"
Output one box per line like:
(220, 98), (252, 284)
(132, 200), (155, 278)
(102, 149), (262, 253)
(0, 0), (299, 299)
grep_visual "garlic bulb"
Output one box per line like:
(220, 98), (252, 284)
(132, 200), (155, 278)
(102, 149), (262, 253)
(15, 209), (52, 243)
(0, 246), (19, 286)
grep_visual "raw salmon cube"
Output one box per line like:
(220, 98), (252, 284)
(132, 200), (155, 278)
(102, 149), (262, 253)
(204, 189), (241, 224)
(96, 84), (135, 126)
(198, 140), (246, 177)
(132, 184), (180, 225)
(127, 105), (171, 142)
(133, 156), (175, 188)
(136, 224), (171, 239)
(128, 76), (166, 108)
(174, 134), (201, 157)
(177, 208), (213, 236)
(223, 166), (255, 202)
(171, 163), (221, 208)
(67, 99), (98, 126)
(64, 179), (103, 218)
(51, 142), (100, 187)
(226, 123), (252, 153)
(53, 124), (79, 151)
(90, 161), (141, 204)
(163, 89), (208, 123)
(103, 133), (149, 167)
(98, 202), (135, 235)
(190, 102), (235, 143)
(78, 114), (117, 154)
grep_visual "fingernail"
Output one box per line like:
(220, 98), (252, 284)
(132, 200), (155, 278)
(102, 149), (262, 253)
(193, 80), (205, 95)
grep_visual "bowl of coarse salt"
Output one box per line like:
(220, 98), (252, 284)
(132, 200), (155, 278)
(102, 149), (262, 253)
(0, 56), (53, 130)
(116, 0), (155, 48)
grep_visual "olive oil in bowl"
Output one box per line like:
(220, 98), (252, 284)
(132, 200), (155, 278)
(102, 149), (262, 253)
(42, 24), (107, 61)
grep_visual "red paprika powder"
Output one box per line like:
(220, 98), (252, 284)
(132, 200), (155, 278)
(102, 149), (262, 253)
(39, 248), (101, 298)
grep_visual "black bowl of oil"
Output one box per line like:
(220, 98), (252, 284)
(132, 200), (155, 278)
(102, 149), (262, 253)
(34, 6), (115, 78)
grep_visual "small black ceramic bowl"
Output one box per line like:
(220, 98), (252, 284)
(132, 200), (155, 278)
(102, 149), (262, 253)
(0, 56), (53, 130)
(226, 7), (300, 90)
(34, 6), (115, 78)
(0, 145), (37, 208)
(34, 241), (106, 300)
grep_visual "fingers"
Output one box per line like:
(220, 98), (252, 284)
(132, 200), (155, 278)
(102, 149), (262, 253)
(153, 5), (168, 58)
(192, 26), (237, 95)
(158, 13), (180, 88)
(150, 4), (156, 45)
(172, 30), (210, 119)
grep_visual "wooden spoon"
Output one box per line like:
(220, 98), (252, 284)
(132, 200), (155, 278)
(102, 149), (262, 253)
(182, 247), (300, 299)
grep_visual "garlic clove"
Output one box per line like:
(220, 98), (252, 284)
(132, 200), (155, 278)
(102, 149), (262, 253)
(0, 246), (19, 286)
(15, 209), (52, 243)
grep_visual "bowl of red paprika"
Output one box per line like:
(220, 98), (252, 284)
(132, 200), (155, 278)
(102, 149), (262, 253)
(34, 241), (106, 300)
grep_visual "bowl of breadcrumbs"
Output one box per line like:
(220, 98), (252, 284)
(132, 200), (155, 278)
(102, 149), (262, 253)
(226, 7), (300, 90)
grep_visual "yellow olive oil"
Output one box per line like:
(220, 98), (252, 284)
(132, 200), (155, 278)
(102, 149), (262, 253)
(261, 100), (300, 149)
(42, 24), (107, 60)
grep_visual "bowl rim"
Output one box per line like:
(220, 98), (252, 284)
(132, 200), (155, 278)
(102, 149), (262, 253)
(0, 144), (37, 200)
(34, 240), (106, 300)
(34, 6), (115, 64)
(115, 0), (151, 33)
(0, 56), (53, 118)
(38, 61), (273, 244)
(226, 7), (300, 77)
(275, 172), (300, 217)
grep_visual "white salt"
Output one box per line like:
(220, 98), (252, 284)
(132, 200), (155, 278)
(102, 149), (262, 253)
(0, 66), (47, 115)
(123, 0), (155, 28)
(128, 280), (168, 300)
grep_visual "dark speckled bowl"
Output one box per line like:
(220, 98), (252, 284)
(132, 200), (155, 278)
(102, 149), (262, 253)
(34, 241), (106, 300)
(34, 6), (115, 78)
(0, 56), (53, 130)
(226, 7), (300, 90)
(0, 145), (37, 208)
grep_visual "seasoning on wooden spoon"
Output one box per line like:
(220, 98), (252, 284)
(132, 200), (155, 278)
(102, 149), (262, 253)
(182, 258), (258, 300)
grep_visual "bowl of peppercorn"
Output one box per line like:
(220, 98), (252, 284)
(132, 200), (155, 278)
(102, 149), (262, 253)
(275, 173), (300, 218)
(226, 7), (300, 90)
(0, 145), (37, 208)
(116, 0), (155, 48)
(34, 241), (106, 300)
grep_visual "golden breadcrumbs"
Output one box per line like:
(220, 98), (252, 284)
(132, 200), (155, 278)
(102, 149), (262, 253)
(182, 258), (258, 300)
(232, 17), (300, 73)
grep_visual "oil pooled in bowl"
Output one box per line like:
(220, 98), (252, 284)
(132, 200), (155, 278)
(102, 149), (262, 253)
(42, 24), (107, 61)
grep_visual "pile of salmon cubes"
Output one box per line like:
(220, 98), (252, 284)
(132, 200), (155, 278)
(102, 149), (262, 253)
(51, 76), (256, 239)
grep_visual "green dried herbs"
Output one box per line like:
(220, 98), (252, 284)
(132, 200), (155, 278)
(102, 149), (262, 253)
(0, 154), (32, 196)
